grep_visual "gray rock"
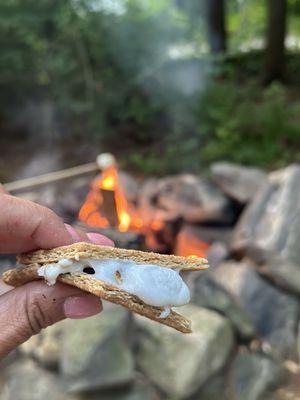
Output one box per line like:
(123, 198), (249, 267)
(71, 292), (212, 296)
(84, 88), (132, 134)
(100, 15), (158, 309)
(140, 174), (231, 224)
(231, 350), (285, 400)
(0, 359), (70, 400)
(0, 255), (15, 271)
(136, 304), (234, 398)
(0, 256), (15, 292)
(273, 371), (300, 400)
(0, 350), (18, 370)
(204, 165), (300, 304)
(61, 306), (134, 393)
(20, 320), (66, 369)
(119, 171), (140, 204)
(192, 275), (256, 339)
(74, 381), (159, 400)
(212, 261), (299, 359)
(232, 164), (300, 265)
(207, 241), (230, 269)
(190, 373), (230, 400)
(211, 162), (267, 204)
(299, 321), (300, 367)
(250, 252), (300, 295)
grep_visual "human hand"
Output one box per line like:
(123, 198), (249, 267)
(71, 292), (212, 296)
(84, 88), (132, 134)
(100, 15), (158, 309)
(0, 185), (114, 358)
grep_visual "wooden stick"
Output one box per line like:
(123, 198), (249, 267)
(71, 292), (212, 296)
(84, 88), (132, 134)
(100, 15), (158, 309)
(3, 162), (99, 193)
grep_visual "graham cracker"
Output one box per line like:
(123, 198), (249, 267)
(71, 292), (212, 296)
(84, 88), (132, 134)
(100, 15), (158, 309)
(3, 242), (209, 333)
(17, 242), (209, 271)
(3, 264), (191, 333)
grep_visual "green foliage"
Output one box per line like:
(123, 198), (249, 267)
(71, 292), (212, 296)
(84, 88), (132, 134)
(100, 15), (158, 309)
(0, 0), (187, 139)
(125, 77), (300, 175)
(228, 0), (266, 52)
(1, 0), (300, 176)
(194, 79), (300, 169)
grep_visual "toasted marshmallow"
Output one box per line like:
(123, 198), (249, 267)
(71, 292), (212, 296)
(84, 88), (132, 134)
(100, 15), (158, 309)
(38, 258), (190, 309)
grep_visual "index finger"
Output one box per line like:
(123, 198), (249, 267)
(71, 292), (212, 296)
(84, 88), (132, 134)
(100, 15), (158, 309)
(0, 193), (73, 253)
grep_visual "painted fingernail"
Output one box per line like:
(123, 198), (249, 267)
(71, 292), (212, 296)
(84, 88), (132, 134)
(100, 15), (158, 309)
(63, 294), (102, 319)
(65, 224), (87, 242)
(87, 232), (114, 247)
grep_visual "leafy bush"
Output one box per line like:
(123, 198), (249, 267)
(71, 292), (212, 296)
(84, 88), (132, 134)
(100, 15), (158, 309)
(125, 76), (300, 175)
(0, 0), (186, 143)
(196, 80), (300, 169)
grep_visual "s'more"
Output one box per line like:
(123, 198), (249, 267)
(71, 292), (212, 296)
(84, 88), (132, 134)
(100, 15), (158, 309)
(2, 242), (209, 333)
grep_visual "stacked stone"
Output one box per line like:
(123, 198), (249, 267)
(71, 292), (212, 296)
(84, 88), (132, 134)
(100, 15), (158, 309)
(1, 164), (300, 400)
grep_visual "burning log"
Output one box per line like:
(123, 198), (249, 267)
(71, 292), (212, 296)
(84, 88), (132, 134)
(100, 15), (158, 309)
(100, 189), (119, 227)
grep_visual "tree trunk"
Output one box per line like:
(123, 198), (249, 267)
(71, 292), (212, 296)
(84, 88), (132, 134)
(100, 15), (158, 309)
(205, 0), (227, 54)
(264, 0), (287, 83)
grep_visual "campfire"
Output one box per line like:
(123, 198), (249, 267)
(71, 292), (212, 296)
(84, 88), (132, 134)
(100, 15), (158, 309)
(3, 152), (234, 258)
(78, 154), (215, 257)
(78, 154), (132, 232)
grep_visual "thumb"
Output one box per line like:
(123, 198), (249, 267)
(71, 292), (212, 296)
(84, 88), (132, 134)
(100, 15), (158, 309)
(0, 281), (102, 358)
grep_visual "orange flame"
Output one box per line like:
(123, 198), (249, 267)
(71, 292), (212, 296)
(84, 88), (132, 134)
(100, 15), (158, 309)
(79, 159), (208, 258)
(79, 164), (131, 232)
(174, 237), (209, 258)
(150, 220), (164, 231)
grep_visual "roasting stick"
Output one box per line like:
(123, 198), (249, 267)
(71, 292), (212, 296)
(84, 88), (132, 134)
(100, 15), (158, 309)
(3, 154), (116, 193)
(3, 162), (99, 193)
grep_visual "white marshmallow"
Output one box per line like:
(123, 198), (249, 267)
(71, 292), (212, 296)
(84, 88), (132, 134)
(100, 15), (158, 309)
(38, 258), (190, 308)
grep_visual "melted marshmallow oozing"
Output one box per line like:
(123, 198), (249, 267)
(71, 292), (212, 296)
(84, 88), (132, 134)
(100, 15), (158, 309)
(38, 258), (190, 309)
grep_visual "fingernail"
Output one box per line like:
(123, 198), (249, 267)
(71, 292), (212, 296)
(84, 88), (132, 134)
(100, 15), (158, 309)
(87, 232), (114, 247)
(63, 294), (102, 319)
(65, 224), (85, 242)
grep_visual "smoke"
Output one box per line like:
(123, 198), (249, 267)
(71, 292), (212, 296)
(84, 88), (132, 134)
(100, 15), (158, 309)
(107, 2), (210, 97)
(2, 0), (211, 179)
(15, 150), (62, 180)
(14, 99), (62, 143)
(101, 0), (210, 138)
(155, 58), (210, 97)
(82, 0), (126, 15)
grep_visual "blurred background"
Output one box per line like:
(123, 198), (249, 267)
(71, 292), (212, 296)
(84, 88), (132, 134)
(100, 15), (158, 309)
(0, 0), (300, 180)
(1, 1), (300, 399)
